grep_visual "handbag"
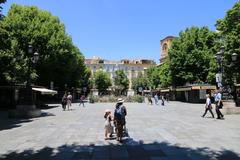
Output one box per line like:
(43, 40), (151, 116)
(219, 100), (223, 109)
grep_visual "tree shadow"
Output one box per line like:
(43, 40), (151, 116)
(38, 104), (60, 110)
(0, 138), (239, 160)
(0, 111), (55, 131)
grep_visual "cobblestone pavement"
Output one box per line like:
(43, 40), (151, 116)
(0, 101), (240, 160)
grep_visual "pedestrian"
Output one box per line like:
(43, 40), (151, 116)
(79, 95), (85, 107)
(201, 94), (214, 118)
(147, 94), (153, 105)
(214, 89), (224, 119)
(161, 95), (165, 106)
(166, 93), (169, 102)
(154, 94), (159, 105)
(114, 98), (126, 142)
(61, 92), (67, 111)
(67, 92), (72, 110)
(104, 109), (113, 140)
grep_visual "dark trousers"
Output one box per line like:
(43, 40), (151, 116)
(79, 100), (85, 107)
(202, 107), (214, 118)
(215, 102), (224, 119)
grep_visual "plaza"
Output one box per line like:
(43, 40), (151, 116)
(0, 101), (240, 160)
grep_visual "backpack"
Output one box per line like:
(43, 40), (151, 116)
(114, 105), (124, 122)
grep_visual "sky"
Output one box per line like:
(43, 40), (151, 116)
(2, 0), (238, 64)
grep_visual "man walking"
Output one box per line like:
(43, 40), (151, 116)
(154, 94), (159, 105)
(214, 89), (224, 119)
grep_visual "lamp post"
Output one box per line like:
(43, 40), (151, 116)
(215, 46), (238, 87)
(25, 44), (39, 105)
(231, 53), (238, 84)
(9, 44), (40, 118)
(215, 46), (225, 89)
(83, 86), (87, 96)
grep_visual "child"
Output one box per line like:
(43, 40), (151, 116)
(104, 109), (113, 140)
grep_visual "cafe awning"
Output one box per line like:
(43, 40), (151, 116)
(176, 87), (191, 91)
(32, 87), (58, 95)
(200, 85), (216, 90)
(161, 89), (170, 92)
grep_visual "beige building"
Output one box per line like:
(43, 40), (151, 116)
(160, 36), (175, 64)
(85, 57), (155, 89)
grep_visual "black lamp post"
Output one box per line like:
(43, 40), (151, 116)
(215, 46), (239, 93)
(215, 46), (225, 89)
(25, 44), (39, 105)
(9, 45), (40, 118)
(231, 53), (238, 84)
(232, 53), (238, 62)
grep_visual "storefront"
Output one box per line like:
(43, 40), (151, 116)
(162, 85), (216, 103)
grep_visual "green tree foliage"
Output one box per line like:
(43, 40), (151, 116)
(132, 72), (150, 93)
(146, 66), (161, 89)
(168, 26), (217, 86)
(158, 60), (172, 88)
(114, 70), (129, 95)
(146, 61), (172, 89)
(0, 4), (89, 88)
(216, 2), (240, 84)
(94, 70), (111, 95)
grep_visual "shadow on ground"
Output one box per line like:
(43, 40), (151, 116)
(0, 111), (55, 131)
(0, 138), (239, 160)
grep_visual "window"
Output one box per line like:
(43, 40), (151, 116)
(163, 43), (168, 51)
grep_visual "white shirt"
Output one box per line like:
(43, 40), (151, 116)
(206, 97), (211, 106)
(214, 93), (221, 102)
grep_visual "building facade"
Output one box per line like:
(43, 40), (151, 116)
(85, 57), (156, 89)
(160, 36), (175, 64)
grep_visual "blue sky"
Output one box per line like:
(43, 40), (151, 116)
(2, 0), (237, 64)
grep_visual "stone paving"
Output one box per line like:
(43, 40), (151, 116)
(0, 101), (240, 160)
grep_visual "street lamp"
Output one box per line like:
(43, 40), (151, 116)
(10, 44), (40, 118)
(232, 53), (238, 62)
(215, 46), (225, 88)
(214, 46), (238, 88)
(83, 86), (87, 96)
(25, 44), (39, 105)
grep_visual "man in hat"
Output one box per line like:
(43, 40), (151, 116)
(114, 98), (127, 142)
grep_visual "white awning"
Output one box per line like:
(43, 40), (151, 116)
(161, 89), (170, 92)
(32, 87), (58, 95)
(176, 87), (191, 91)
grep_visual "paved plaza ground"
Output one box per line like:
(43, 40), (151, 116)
(0, 101), (240, 160)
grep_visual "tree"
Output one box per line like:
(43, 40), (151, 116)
(132, 73), (150, 93)
(146, 66), (161, 89)
(94, 70), (112, 95)
(168, 26), (218, 86)
(114, 70), (129, 95)
(0, 4), (89, 89)
(158, 60), (172, 88)
(216, 2), (240, 85)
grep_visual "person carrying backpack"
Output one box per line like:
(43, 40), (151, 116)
(114, 98), (126, 142)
